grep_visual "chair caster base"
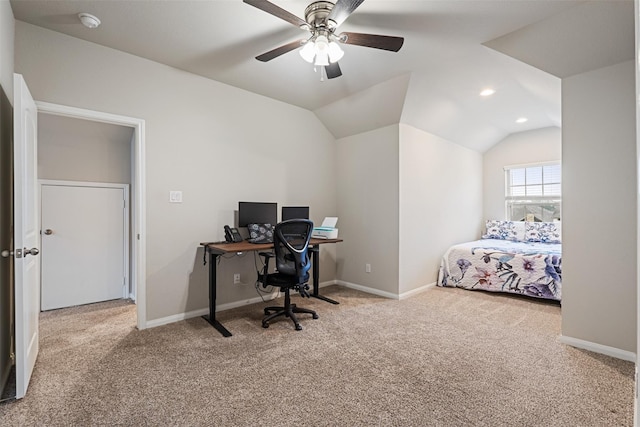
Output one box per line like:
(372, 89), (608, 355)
(295, 324), (302, 331)
(262, 322), (269, 328)
(312, 313), (319, 319)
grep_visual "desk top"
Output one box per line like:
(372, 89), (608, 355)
(201, 238), (343, 254)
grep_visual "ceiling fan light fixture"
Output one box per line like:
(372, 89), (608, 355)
(328, 41), (344, 63)
(314, 36), (330, 66)
(314, 35), (329, 52)
(314, 51), (330, 66)
(300, 41), (316, 63)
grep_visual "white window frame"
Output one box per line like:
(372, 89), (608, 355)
(504, 161), (561, 222)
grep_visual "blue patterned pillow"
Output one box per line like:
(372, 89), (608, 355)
(247, 223), (274, 243)
(525, 222), (561, 243)
(482, 220), (521, 241)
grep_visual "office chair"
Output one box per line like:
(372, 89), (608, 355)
(258, 219), (318, 331)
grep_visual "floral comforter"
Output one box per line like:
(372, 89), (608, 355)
(438, 239), (561, 301)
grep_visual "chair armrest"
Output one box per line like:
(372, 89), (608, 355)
(258, 251), (274, 287)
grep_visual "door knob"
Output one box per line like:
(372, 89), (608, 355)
(43, 229), (53, 235)
(24, 248), (39, 256)
(1, 249), (12, 258)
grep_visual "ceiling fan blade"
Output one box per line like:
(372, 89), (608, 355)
(325, 62), (342, 79)
(243, 0), (309, 29)
(340, 32), (404, 52)
(256, 39), (304, 62)
(327, 0), (366, 28)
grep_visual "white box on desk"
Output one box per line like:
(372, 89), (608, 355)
(312, 216), (338, 239)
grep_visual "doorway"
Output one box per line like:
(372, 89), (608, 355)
(36, 102), (147, 330)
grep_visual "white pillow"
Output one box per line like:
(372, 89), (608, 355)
(524, 221), (561, 243)
(482, 220), (524, 241)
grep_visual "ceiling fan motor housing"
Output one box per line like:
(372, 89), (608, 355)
(304, 1), (336, 30)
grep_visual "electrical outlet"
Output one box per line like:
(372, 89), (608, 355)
(233, 273), (241, 284)
(365, 263), (371, 273)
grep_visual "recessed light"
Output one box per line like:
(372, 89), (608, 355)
(480, 88), (495, 97)
(78, 13), (101, 29)
(516, 117), (528, 124)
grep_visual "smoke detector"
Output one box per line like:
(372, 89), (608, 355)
(78, 13), (101, 29)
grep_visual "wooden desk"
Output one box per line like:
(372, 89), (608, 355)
(200, 238), (343, 337)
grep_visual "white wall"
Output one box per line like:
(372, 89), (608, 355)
(399, 124), (483, 294)
(336, 123), (482, 297)
(38, 114), (133, 183)
(336, 125), (399, 295)
(562, 60), (636, 353)
(0, 0), (13, 99)
(483, 127), (562, 221)
(14, 22), (338, 322)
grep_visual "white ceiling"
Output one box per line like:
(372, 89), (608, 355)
(9, 0), (635, 151)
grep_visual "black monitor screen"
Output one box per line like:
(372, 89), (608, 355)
(282, 206), (309, 221)
(238, 202), (277, 227)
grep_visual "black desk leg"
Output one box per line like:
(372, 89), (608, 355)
(202, 249), (233, 337)
(309, 245), (339, 305)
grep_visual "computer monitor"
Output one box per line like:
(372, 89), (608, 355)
(238, 202), (278, 227)
(282, 206), (309, 221)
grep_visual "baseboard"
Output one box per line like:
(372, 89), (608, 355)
(336, 280), (399, 299)
(146, 293), (278, 329)
(558, 335), (636, 362)
(145, 280), (428, 329)
(399, 282), (437, 300)
(335, 280), (437, 300)
(317, 280), (335, 289)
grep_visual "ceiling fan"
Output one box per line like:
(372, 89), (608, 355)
(243, 0), (404, 79)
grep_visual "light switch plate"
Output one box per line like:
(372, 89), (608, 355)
(169, 191), (182, 203)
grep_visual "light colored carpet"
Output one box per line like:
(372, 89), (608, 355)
(0, 285), (634, 426)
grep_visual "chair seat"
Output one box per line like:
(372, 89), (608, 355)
(266, 272), (309, 288)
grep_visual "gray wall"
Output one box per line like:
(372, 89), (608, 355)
(562, 60), (636, 353)
(15, 21), (338, 323)
(483, 127), (562, 222)
(336, 125), (399, 295)
(0, 1), (13, 101)
(399, 124), (482, 294)
(336, 123), (482, 297)
(38, 113), (133, 184)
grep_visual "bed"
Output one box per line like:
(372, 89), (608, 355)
(438, 220), (562, 301)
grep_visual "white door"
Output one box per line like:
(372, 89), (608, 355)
(13, 74), (39, 399)
(41, 184), (127, 311)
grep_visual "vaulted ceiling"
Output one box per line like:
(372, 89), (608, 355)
(10, 0), (635, 151)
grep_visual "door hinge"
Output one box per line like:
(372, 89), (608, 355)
(10, 352), (15, 364)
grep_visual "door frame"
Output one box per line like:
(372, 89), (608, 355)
(39, 180), (130, 306)
(35, 102), (147, 330)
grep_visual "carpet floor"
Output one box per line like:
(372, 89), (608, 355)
(0, 285), (634, 426)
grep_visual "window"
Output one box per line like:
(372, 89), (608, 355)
(505, 163), (561, 222)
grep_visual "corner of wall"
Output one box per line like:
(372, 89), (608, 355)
(0, 1), (15, 102)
